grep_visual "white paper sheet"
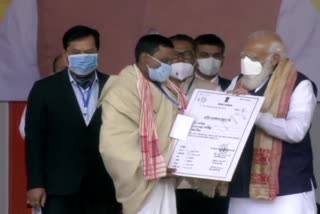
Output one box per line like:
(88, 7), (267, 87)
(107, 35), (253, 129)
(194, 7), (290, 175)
(168, 90), (264, 181)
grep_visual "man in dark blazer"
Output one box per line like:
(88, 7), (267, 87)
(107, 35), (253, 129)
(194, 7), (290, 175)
(25, 25), (121, 214)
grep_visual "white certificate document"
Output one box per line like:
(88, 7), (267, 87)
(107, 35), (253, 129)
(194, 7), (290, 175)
(168, 89), (265, 182)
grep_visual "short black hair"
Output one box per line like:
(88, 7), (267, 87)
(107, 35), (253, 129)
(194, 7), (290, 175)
(169, 34), (195, 50)
(135, 34), (174, 63)
(62, 25), (100, 50)
(195, 34), (225, 54)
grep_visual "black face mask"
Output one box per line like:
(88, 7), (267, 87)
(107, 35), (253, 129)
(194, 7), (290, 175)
(70, 71), (96, 89)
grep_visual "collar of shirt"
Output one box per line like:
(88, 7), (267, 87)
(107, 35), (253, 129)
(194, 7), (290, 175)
(195, 73), (219, 84)
(68, 70), (99, 89)
(254, 76), (270, 93)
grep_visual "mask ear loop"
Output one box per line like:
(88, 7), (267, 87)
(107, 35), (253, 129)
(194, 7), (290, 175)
(260, 54), (273, 64)
(146, 53), (163, 65)
(193, 59), (200, 73)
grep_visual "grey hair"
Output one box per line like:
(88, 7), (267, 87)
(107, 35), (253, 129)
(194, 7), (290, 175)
(248, 30), (288, 59)
(269, 41), (288, 59)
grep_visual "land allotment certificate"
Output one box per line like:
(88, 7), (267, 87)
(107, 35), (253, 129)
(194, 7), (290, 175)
(169, 89), (264, 181)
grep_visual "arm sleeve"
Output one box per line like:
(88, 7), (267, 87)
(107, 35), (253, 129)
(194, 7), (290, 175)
(25, 81), (47, 189)
(99, 84), (143, 200)
(255, 80), (317, 143)
(224, 76), (239, 92)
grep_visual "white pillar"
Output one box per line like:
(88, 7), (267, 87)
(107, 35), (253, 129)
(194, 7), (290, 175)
(0, 102), (9, 214)
(311, 103), (320, 203)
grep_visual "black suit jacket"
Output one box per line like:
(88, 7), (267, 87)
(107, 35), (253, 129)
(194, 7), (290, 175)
(218, 75), (231, 91)
(25, 70), (115, 199)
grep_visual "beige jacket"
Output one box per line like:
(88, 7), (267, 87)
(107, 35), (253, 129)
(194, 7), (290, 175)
(99, 64), (179, 214)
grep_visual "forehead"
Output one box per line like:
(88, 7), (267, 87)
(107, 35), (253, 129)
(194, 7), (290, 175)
(173, 40), (193, 51)
(196, 44), (222, 54)
(243, 39), (270, 58)
(67, 36), (97, 50)
(153, 46), (175, 58)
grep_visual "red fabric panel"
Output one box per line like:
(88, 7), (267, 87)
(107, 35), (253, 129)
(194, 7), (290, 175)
(38, 0), (146, 77)
(142, 0), (281, 79)
(9, 102), (31, 214)
(38, 0), (281, 78)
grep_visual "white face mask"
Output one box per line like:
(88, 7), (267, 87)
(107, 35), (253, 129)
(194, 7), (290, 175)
(241, 56), (274, 90)
(241, 56), (263, 75)
(170, 62), (194, 81)
(197, 57), (221, 76)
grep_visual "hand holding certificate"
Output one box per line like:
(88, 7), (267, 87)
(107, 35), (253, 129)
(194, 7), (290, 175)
(169, 89), (264, 181)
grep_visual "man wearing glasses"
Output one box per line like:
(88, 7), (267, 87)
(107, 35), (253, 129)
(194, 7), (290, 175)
(169, 34), (196, 88)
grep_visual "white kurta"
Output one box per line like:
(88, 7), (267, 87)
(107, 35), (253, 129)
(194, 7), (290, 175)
(229, 188), (317, 214)
(137, 178), (176, 214)
(227, 75), (317, 214)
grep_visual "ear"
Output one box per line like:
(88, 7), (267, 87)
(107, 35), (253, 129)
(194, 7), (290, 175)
(220, 55), (225, 67)
(62, 52), (69, 66)
(140, 52), (148, 64)
(194, 58), (199, 70)
(137, 53), (149, 73)
(271, 54), (280, 67)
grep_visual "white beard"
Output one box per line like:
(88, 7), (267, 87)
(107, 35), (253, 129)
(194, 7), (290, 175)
(241, 58), (273, 91)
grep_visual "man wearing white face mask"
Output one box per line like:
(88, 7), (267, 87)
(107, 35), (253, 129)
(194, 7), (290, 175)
(169, 34), (228, 214)
(179, 34), (231, 214)
(226, 30), (317, 214)
(25, 25), (121, 214)
(183, 34), (231, 99)
(168, 34), (196, 88)
(99, 34), (187, 214)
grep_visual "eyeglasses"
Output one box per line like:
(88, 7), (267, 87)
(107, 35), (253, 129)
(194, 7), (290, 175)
(174, 50), (194, 60)
(147, 53), (174, 65)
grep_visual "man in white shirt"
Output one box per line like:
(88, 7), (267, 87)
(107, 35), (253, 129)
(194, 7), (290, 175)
(227, 30), (317, 214)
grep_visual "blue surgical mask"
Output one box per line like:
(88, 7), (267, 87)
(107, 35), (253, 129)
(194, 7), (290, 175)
(68, 53), (98, 76)
(147, 55), (172, 83)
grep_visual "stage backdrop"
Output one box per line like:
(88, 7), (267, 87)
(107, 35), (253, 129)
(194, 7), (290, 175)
(37, 0), (281, 79)
(0, 0), (39, 101)
(5, 1), (320, 214)
(1, 1), (320, 100)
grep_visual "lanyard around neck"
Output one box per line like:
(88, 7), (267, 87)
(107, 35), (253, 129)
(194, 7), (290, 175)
(75, 83), (94, 115)
(154, 83), (181, 108)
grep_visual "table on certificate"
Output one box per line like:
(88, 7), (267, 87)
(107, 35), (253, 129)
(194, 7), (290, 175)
(169, 89), (264, 181)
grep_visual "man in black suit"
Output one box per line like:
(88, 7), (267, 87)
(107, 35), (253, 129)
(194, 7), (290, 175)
(25, 25), (121, 214)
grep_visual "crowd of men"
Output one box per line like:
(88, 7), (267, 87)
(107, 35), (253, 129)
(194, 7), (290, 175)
(24, 25), (318, 214)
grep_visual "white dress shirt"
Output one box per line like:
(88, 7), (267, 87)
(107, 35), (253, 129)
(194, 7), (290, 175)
(68, 71), (99, 126)
(228, 75), (318, 214)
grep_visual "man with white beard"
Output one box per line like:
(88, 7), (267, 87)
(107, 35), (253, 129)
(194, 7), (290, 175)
(226, 30), (318, 214)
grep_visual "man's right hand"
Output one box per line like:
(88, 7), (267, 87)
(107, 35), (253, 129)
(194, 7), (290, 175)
(27, 188), (47, 208)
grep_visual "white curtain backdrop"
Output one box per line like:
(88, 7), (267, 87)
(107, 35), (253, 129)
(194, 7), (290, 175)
(277, 0), (320, 100)
(0, 0), (39, 101)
